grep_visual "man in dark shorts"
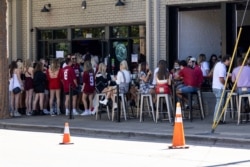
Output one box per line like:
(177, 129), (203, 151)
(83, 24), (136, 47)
(60, 58), (79, 116)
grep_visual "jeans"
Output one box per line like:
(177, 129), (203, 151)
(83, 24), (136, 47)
(213, 88), (226, 122)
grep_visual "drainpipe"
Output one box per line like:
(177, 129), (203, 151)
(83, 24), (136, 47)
(153, 0), (160, 67)
(27, 0), (32, 60)
(146, 0), (152, 69)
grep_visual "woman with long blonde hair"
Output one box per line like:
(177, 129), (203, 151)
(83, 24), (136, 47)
(23, 59), (34, 115)
(46, 59), (62, 115)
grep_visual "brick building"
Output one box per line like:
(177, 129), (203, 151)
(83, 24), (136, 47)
(7, 0), (250, 70)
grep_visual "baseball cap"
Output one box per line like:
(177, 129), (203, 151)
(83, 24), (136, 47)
(190, 57), (196, 62)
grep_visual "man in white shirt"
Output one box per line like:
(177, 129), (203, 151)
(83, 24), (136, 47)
(212, 55), (231, 123)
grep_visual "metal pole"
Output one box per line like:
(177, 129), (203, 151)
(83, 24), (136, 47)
(116, 85), (120, 122)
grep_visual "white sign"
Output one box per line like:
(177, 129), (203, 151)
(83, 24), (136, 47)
(56, 51), (64, 58)
(131, 54), (138, 62)
(86, 33), (92, 38)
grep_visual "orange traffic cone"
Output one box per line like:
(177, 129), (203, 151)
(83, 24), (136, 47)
(169, 102), (189, 149)
(59, 122), (73, 145)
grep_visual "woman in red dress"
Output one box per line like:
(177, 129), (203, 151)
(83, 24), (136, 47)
(81, 61), (96, 116)
(46, 59), (62, 115)
(24, 59), (34, 116)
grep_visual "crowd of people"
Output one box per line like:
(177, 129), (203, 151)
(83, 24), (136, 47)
(8, 52), (250, 123)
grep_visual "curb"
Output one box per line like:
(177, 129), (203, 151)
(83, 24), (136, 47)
(1, 122), (250, 148)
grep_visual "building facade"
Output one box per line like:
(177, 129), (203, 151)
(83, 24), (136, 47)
(7, 0), (250, 70)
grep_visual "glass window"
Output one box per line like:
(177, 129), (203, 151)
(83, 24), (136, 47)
(38, 30), (53, 40)
(111, 26), (128, 38)
(53, 29), (67, 39)
(130, 26), (139, 37)
(72, 27), (105, 39)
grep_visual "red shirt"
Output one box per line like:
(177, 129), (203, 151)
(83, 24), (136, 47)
(71, 63), (81, 84)
(194, 65), (203, 88)
(82, 70), (95, 94)
(60, 66), (77, 93)
(46, 68), (62, 90)
(179, 67), (196, 87)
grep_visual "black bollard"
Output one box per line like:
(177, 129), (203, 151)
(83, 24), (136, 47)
(116, 85), (120, 122)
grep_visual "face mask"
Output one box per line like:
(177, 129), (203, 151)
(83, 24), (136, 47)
(174, 66), (180, 69)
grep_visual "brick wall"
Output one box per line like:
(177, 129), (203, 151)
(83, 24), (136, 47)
(10, 0), (241, 64)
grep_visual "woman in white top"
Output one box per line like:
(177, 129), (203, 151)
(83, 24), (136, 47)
(198, 54), (210, 76)
(9, 61), (23, 117)
(100, 60), (131, 107)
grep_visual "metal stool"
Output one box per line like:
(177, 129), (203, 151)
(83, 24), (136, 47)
(95, 93), (110, 120)
(223, 91), (238, 122)
(139, 93), (155, 122)
(155, 94), (173, 123)
(186, 89), (205, 122)
(112, 93), (127, 121)
(238, 94), (250, 125)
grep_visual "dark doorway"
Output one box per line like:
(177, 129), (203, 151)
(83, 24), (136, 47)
(72, 40), (102, 56)
(238, 26), (250, 56)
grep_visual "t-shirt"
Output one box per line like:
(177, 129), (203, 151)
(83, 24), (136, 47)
(116, 70), (131, 84)
(72, 63), (82, 84)
(200, 61), (209, 76)
(178, 67), (196, 87)
(82, 71), (95, 94)
(232, 66), (250, 87)
(60, 66), (77, 93)
(193, 65), (203, 88)
(212, 61), (226, 89)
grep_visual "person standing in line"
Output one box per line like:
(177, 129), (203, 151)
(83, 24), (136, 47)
(60, 58), (79, 116)
(212, 55), (231, 124)
(32, 62), (47, 115)
(46, 59), (62, 116)
(9, 61), (23, 117)
(23, 59), (34, 116)
(81, 61), (96, 116)
(71, 54), (83, 112)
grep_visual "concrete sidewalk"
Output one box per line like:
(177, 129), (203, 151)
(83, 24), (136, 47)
(0, 111), (250, 148)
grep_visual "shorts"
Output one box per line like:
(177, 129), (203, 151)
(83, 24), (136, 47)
(64, 89), (78, 96)
(178, 85), (197, 93)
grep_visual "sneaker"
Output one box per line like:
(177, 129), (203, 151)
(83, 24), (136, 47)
(91, 107), (96, 115)
(43, 109), (50, 115)
(65, 109), (70, 116)
(81, 110), (91, 116)
(26, 111), (32, 116)
(13, 111), (21, 117)
(100, 99), (108, 105)
(50, 109), (55, 116)
(72, 109), (79, 116)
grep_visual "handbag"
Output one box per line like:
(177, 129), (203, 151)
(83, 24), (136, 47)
(12, 75), (22, 94)
(155, 83), (170, 94)
(13, 87), (22, 94)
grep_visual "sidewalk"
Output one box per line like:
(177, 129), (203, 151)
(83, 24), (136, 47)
(0, 112), (250, 147)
